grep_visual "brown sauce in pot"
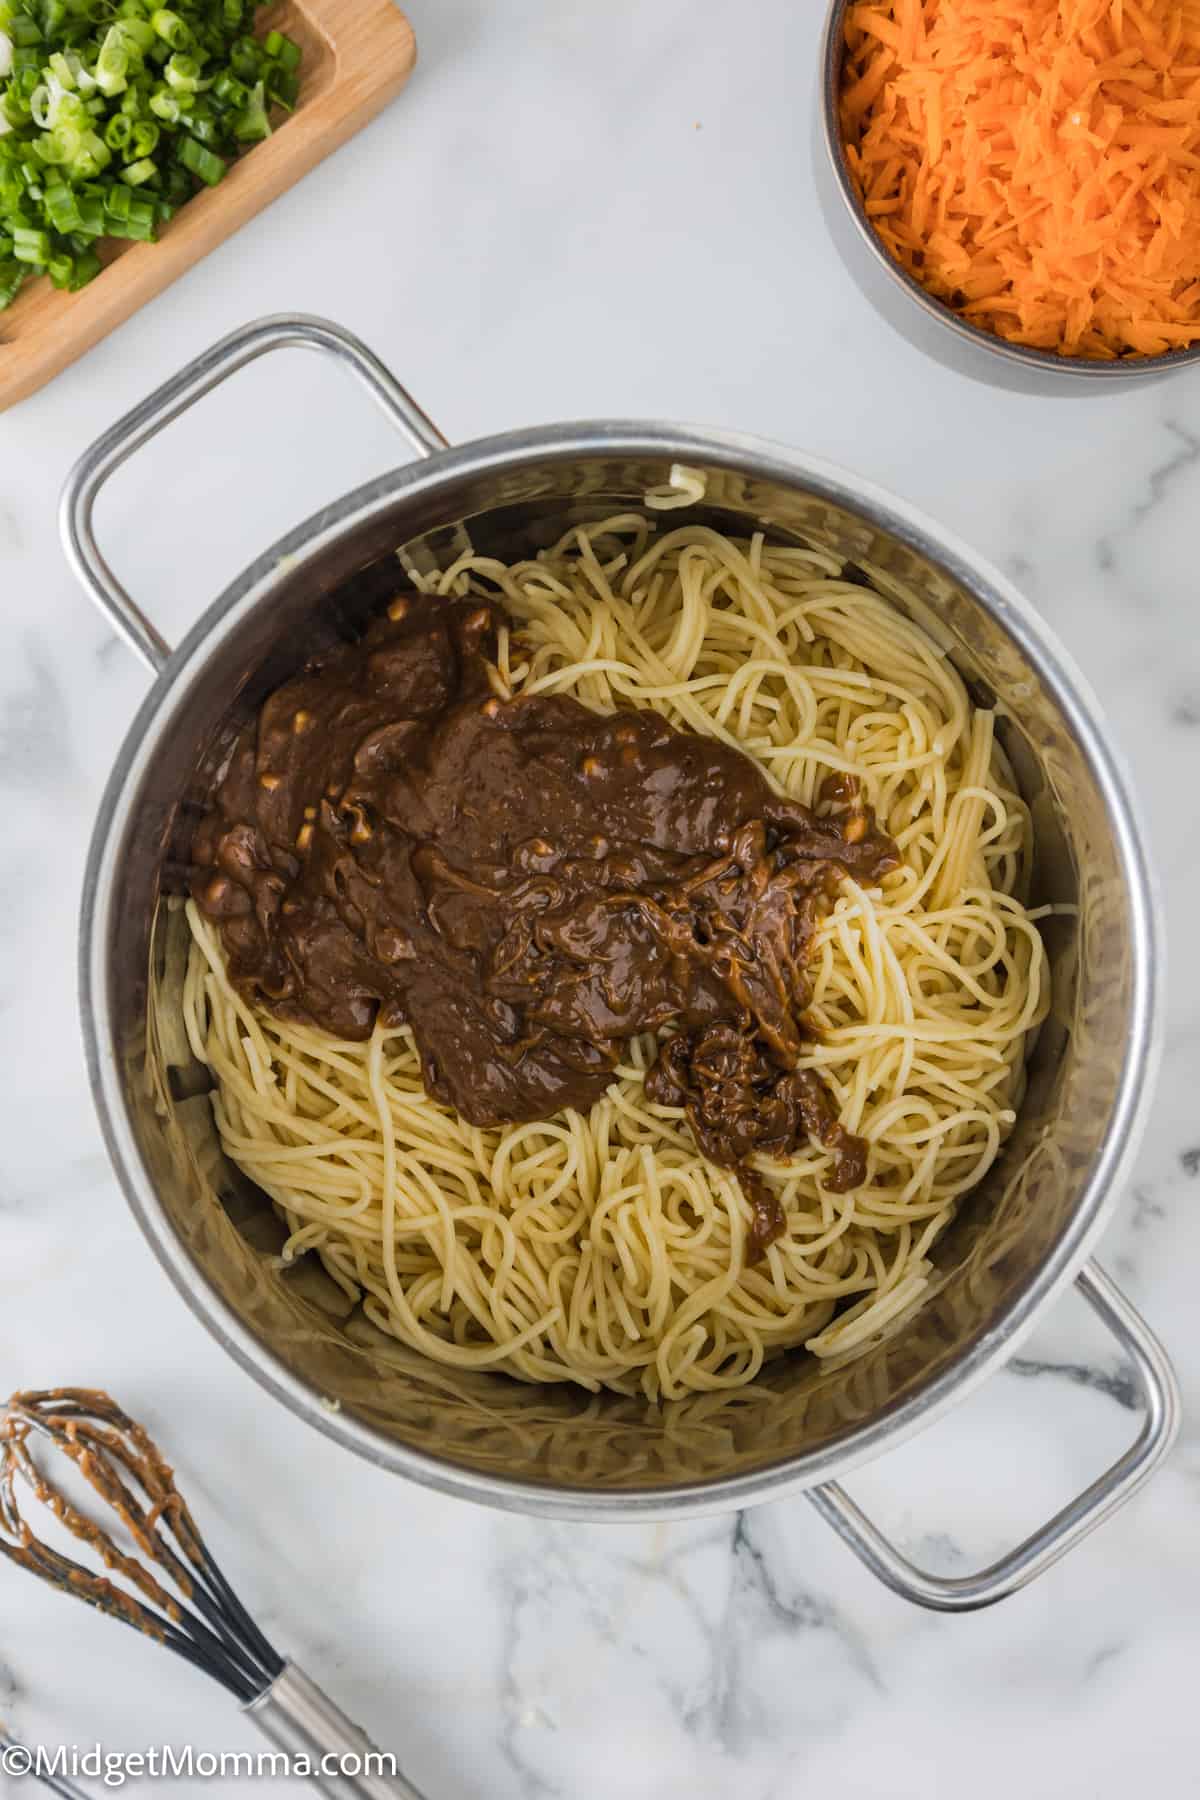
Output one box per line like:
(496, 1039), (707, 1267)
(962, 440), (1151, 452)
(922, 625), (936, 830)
(191, 587), (898, 1256)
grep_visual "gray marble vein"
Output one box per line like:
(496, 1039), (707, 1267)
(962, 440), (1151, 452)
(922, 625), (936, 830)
(1008, 1356), (1140, 1411)
(1095, 419), (1200, 573)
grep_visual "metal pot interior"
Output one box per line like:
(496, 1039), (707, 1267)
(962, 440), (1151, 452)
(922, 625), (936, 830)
(91, 439), (1148, 1501)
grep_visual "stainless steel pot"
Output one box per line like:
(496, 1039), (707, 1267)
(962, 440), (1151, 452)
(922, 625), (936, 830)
(68, 315), (1180, 1611)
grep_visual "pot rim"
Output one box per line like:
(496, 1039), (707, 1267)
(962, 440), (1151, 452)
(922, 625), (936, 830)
(79, 419), (1164, 1520)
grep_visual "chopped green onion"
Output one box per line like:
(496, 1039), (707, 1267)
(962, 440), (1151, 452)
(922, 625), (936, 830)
(163, 50), (199, 91)
(42, 173), (77, 226)
(211, 68), (245, 108)
(231, 74), (266, 141)
(11, 222), (49, 260)
(69, 125), (108, 175)
(103, 109), (131, 150)
(47, 50), (75, 89)
(68, 243), (100, 286)
(177, 130), (222, 184)
(33, 122), (75, 161)
(54, 89), (85, 129)
(161, 159), (189, 200)
(185, 98), (215, 142)
(270, 32), (299, 74)
(115, 17), (155, 55)
(267, 66), (296, 110)
(148, 87), (181, 122)
(0, 256), (25, 304)
(106, 207), (152, 239)
(94, 27), (129, 96)
(150, 9), (191, 51)
(228, 36), (259, 80)
(74, 186), (102, 232)
(0, 0), (302, 308)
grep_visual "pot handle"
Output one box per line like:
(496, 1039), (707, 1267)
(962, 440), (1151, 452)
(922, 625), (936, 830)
(807, 1259), (1180, 1611)
(59, 314), (448, 675)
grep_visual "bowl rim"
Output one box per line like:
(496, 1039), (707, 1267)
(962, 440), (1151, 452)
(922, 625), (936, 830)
(820, 0), (1200, 381)
(79, 420), (1165, 1519)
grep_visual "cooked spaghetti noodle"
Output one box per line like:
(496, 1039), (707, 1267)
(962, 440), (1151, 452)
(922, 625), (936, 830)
(182, 515), (1048, 1400)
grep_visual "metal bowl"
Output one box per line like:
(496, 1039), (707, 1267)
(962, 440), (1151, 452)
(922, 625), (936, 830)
(819, 0), (1200, 390)
(66, 317), (1179, 1611)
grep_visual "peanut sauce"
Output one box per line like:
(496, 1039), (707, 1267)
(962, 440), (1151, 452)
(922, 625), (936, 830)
(0, 1389), (197, 1642)
(191, 589), (897, 1255)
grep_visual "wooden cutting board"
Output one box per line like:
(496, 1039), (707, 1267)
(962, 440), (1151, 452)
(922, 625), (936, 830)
(0, 0), (416, 412)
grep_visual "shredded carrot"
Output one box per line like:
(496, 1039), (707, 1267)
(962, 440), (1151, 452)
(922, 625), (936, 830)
(839, 0), (1200, 358)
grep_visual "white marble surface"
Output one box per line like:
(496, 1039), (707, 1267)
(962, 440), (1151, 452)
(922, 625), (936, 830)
(1, 0), (1198, 1794)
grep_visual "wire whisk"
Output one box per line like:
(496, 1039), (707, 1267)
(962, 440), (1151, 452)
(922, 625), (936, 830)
(1, 1389), (282, 1702)
(0, 1388), (426, 1799)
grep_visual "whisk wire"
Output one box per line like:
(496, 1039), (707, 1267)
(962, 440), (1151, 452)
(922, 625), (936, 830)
(198, 1543), (289, 1676)
(0, 1390), (285, 1704)
(30, 1407), (283, 1697)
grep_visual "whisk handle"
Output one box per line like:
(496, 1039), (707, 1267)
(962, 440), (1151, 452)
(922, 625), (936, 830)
(247, 1665), (430, 1799)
